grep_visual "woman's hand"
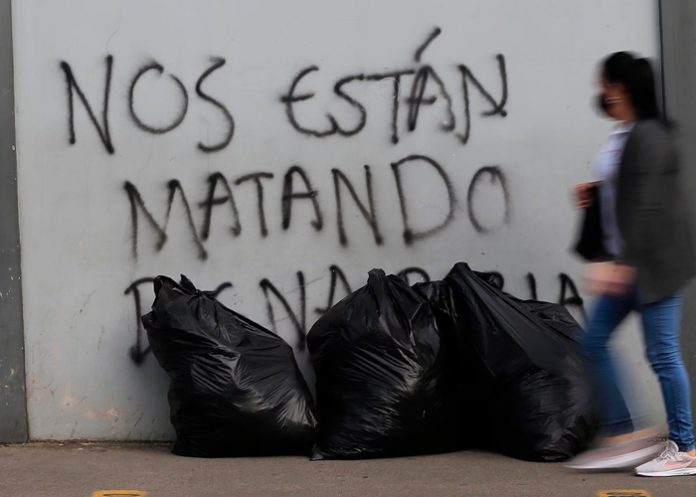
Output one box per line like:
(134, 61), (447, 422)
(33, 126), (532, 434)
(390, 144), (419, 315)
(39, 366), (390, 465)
(573, 182), (595, 209)
(583, 262), (636, 296)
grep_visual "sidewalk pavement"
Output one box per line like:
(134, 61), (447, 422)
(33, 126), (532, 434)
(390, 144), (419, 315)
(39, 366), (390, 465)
(1, 442), (693, 497)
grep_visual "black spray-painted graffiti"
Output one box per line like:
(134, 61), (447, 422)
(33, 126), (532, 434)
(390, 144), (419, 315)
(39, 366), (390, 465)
(60, 56), (234, 154)
(123, 154), (510, 258)
(128, 62), (189, 135)
(57, 29), (585, 372)
(280, 28), (508, 145)
(392, 155), (456, 244)
(126, 265), (584, 366)
(60, 56), (115, 154)
(60, 29), (506, 154)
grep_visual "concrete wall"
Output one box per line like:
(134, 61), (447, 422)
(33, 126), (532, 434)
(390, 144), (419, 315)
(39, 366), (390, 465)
(8, 0), (663, 440)
(0, 0), (28, 443)
(660, 0), (696, 419)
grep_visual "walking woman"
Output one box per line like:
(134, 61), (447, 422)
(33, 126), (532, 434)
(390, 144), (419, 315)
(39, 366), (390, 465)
(569, 52), (696, 476)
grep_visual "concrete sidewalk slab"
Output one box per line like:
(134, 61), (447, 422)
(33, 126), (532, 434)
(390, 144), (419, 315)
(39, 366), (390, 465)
(1, 443), (694, 497)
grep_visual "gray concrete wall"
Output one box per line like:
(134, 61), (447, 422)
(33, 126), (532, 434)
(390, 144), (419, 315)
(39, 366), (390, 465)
(0, 0), (28, 442)
(9, 0), (663, 440)
(660, 0), (696, 418)
(10, 0), (662, 440)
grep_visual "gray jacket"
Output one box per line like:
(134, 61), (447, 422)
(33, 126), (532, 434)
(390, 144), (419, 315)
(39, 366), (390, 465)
(616, 119), (696, 303)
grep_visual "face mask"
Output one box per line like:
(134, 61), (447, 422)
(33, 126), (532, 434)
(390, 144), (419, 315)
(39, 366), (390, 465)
(595, 93), (611, 116)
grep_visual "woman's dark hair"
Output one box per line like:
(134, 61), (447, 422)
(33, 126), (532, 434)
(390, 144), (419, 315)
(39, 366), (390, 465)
(602, 51), (662, 121)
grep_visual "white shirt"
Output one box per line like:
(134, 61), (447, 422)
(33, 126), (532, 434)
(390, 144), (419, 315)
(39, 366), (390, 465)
(595, 122), (634, 257)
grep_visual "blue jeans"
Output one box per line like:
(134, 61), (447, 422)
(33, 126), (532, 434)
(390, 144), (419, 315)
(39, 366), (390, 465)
(583, 285), (696, 452)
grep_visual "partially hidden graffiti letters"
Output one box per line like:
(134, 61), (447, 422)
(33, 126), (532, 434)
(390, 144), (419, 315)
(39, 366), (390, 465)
(126, 266), (585, 366)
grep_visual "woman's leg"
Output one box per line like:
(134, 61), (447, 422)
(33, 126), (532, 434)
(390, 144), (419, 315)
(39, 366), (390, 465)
(583, 290), (637, 436)
(641, 294), (696, 453)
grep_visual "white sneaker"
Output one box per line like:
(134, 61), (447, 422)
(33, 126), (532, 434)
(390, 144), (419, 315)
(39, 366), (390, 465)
(566, 438), (664, 471)
(635, 440), (696, 477)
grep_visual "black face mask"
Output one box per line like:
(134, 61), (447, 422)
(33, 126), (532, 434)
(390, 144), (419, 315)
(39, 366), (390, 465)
(595, 94), (611, 116)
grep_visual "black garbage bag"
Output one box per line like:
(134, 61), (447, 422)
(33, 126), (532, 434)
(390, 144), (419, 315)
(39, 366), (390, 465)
(411, 279), (488, 447)
(440, 263), (597, 461)
(142, 275), (317, 457)
(307, 269), (462, 459)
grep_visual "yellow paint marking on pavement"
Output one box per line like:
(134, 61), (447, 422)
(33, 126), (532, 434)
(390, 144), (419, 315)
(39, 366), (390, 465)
(91, 491), (148, 497)
(597, 490), (652, 497)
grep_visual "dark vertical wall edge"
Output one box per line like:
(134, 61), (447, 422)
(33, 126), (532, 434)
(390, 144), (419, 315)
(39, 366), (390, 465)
(659, 0), (696, 419)
(0, 0), (29, 442)
(657, 0), (668, 119)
